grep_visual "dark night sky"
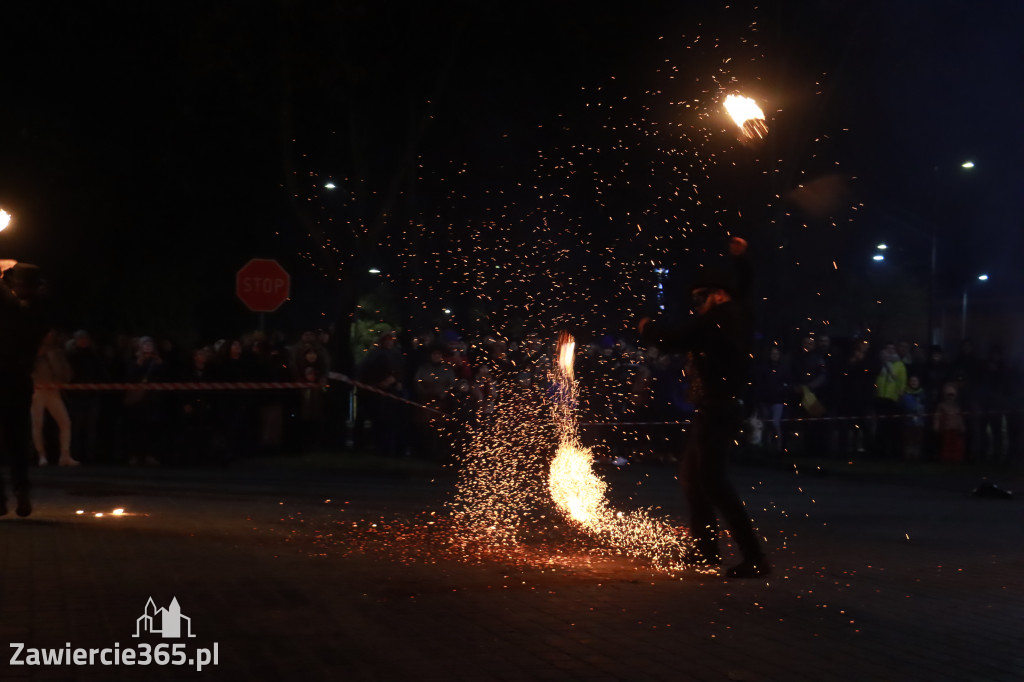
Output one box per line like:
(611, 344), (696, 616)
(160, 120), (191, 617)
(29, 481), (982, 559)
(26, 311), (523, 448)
(1, 1), (1022, 349)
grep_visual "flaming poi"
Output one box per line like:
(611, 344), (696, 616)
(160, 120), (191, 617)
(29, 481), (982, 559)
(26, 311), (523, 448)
(723, 94), (768, 139)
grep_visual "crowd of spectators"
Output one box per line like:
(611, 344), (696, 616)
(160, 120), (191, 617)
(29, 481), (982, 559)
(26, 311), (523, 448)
(353, 329), (1023, 466)
(749, 334), (1022, 464)
(33, 329), (334, 466)
(28, 324), (1024, 469)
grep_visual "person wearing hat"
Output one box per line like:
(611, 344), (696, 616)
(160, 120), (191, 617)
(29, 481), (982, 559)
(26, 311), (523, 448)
(639, 237), (769, 578)
(0, 262), (51, 516)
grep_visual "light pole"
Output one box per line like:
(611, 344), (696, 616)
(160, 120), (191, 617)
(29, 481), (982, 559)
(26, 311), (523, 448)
(961, 273), (989, 340)
(928, 161), (976, 345)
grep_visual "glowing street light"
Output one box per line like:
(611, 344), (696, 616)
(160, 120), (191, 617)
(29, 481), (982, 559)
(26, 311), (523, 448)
(876, 243), (887, 250)
(324, 181), (337, 190)
(0, 208), (11, 232)
(962, 273), (990, 339)
(368, 268), (381, 274)
(961, 161), (975, 169)
(872, 254), (885, 262)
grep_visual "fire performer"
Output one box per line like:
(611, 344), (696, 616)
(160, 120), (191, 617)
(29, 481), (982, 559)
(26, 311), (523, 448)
(639, 237), (769, 578)
(0, 262), (51, 517)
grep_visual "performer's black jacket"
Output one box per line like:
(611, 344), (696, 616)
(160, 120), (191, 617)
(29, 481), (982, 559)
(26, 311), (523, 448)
(0, 278), (50, 408)
(640, 253), (753, 408)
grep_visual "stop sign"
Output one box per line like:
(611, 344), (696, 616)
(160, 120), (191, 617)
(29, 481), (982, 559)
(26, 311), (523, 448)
(236, 258), (290, 312)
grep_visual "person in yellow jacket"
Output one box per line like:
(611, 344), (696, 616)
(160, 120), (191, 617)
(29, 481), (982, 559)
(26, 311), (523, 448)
(874, 343), (907, 458)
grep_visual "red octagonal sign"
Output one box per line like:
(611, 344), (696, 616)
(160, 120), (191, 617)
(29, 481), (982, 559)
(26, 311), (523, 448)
(236, 258), (290, 312)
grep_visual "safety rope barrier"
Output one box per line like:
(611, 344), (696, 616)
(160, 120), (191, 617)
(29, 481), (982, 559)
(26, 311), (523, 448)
(35, 376), (445, 416)
(36, 381), (318, 391)
(580, 408), (1023, 427)
(35, 380), (1019, 425)
(325, 372), (444, 415)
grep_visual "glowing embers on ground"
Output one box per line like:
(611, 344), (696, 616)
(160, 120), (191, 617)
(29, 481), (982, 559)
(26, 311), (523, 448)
(547, 332), (690, 572)
(75, 507), (133, 518)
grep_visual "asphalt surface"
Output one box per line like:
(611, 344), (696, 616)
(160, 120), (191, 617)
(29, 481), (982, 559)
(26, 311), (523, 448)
(1, 454), (1021, 681)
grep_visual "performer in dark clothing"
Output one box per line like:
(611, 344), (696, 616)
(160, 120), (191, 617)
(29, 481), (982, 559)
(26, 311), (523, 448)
(640, 237), (769, 578)
(0, 263), (51, 517)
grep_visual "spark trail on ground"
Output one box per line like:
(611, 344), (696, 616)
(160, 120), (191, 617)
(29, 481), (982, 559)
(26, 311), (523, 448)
(547, 332), (690, 571)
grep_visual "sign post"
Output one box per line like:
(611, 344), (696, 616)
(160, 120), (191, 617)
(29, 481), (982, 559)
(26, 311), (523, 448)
(236, 259), (290, 326)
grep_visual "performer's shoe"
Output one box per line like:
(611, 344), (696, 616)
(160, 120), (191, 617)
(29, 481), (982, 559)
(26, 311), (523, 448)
(58, 457), (80, 467)
(726, 555), (771, 579)
(14, 490), (31, 518)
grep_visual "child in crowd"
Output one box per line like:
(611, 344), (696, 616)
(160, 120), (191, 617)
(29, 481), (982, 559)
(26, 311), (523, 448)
(900, 375), (926, 460)
(933, 382), (965, 463)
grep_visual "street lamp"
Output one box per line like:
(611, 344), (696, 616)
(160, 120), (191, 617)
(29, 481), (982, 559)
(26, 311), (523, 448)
(0, 208), (11, 232)
(961, 274), (989, 340)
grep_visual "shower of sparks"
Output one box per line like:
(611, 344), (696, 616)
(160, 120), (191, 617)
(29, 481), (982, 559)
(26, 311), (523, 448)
(723, 94), (768, 139)
(281, 4), (853, 575)
(547, 332), (691, 571)
(447, 382), (553, 551)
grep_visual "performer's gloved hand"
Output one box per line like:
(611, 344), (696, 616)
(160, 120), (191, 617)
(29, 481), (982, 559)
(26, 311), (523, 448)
(638, 317), (651, 336)
(728, 237), (748, 256)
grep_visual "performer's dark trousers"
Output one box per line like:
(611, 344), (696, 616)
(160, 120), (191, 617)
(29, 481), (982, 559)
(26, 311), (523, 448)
(680, 402), (763, 561)
(0, 399), (32, 497)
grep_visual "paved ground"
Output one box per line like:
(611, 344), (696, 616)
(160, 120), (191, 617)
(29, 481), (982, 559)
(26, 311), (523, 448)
(1, 454), (1021, 681)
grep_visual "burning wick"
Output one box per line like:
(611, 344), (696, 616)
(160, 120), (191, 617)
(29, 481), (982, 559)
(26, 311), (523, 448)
(723, 94), (768, 139)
